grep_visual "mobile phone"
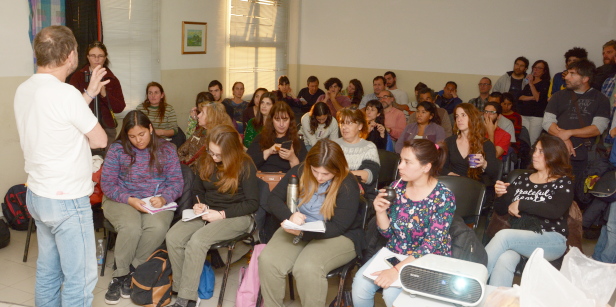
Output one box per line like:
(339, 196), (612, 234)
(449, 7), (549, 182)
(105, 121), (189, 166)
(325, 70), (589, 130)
(299, 97), (307, 102)
(385, 256), (401, 268)
(281, 140), (293, 150)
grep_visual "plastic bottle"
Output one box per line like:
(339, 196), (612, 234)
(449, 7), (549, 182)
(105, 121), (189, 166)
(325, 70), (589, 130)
(287, 175), (299, 213)
(96, 239), (104, 267)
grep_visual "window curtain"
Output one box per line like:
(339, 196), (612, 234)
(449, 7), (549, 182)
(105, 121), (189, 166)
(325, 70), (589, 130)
(65, 0), (103, 71)
(29, 0), (66, 70)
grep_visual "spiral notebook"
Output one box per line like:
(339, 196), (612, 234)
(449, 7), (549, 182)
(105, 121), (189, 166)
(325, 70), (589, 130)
(141, 195), (178, 214)
(282, 220), (326, 233)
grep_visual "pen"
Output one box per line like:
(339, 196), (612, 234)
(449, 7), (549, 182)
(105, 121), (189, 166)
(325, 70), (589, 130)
(154, 183), (160, 197)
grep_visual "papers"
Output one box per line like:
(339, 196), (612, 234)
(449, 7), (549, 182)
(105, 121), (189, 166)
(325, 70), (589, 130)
(362, 247), (409, 288)
(181, 209), (209, 222)
(141, 195), (178, 214)
(282, 220), (326, 233)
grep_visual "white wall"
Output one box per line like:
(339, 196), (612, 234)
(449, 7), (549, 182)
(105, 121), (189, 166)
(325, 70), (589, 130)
(0, 1), (33, 196)
(160, 0), (227, 71)
(298, 0), (616, 75)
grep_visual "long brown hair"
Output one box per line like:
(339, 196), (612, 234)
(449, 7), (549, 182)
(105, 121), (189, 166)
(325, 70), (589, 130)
(198, 124), (254, 194)
(116, 110), (164, 175)
(254, 92), (277, 130)
(308, 102), (333, 134)
(259, 101), (300, 153)
(201, 102), (234, 130)
(529, 134), (574, 180)
(298, 139), (350, 220)
(337, 107), (369, 139)
(452, 103), (486, 180)
(142, 82), (167, 123)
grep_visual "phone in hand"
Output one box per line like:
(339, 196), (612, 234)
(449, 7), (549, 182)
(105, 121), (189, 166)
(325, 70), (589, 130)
(384, 256), (401, 268)
(281, 140), (293, 150)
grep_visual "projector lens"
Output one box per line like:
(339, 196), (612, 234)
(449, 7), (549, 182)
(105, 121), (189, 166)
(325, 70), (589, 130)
(450, 277), (467, 295)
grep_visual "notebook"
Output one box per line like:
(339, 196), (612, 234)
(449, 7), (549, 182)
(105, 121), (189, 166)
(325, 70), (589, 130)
(181, 209), (209, 222)
(141, 195), (178, 214)
(362, 247), (409, 288)
(282, 220), (326, 233)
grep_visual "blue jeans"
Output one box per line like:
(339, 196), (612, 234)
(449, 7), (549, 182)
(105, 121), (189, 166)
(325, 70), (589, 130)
(485, 229), (566, 287)
(27, 190), (97, 307)
(593, 201), (616, 263)
(352, 254), (402, 307)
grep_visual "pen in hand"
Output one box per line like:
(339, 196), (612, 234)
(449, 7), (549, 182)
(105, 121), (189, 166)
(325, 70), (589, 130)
(154, 183), (160, 197)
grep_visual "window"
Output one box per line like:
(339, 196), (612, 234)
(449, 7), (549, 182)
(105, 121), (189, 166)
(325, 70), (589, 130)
(100, 0), (161, 115)
(228, 0), (288, 97)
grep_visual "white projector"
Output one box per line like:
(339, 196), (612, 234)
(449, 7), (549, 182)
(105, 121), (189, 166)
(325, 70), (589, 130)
(399, 254), (488, 307)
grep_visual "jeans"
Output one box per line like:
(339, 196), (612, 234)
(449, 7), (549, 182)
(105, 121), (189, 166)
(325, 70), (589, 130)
(26, 189), (97, 307)
(352, 255), (402, 307)
(485, 229), (567, 287)
(521, 116), (544, 146)
(593, 201), (616, 263)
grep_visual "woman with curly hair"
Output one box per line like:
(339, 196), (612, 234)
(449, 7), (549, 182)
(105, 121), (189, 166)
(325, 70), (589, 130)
(247, 101), (308, 172)
(317, 77), (352, 117)
(487, 134), (573, 287)
(441, 103), (500, 186)
(300, 101), (339, 150)
(186, 92), (215, 138)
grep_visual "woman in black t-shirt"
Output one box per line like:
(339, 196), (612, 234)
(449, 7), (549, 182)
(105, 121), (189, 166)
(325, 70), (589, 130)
(486, 134), (573, 287)
(519, 60), (551, 146)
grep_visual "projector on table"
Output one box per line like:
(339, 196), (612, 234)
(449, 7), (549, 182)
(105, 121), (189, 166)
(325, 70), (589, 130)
(399, 254), (488, 307)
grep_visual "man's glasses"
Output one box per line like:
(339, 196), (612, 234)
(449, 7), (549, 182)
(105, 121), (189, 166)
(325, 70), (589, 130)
(206, 149), (222, 159)
(88, 55), (106, 59)
(483, 110), (497, 115)
(478, 83), (491, 86)
(378, 95), (392, 100)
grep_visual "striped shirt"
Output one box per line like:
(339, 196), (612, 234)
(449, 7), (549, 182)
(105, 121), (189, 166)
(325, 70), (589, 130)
(136, 103), (179, 135)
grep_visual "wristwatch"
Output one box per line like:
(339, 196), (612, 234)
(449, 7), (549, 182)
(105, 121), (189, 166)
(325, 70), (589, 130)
(293, 231), (304, 244)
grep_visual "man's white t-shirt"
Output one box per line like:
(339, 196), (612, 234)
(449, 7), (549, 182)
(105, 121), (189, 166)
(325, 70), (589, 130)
(389, 88), (410, 109)
(14, 74), (98, 200)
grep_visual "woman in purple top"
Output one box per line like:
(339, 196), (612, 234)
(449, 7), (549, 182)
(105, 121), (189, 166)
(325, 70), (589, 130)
(101, 110), (183, 304)
(352, 139), (456, 307)
(395, 101), (446, 153)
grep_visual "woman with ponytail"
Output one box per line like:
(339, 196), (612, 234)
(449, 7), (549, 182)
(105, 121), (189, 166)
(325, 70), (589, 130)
(441, 103), (500, 186)
(352, 139), (455, 307)
(258, 139), (364, 307)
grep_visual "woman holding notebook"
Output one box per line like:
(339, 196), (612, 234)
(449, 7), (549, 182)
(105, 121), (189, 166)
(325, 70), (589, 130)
(352, 139), (456, 307)
(258, 139), (364, 307)
(100, 110), (183, 305)
(165, 124), (259, 307)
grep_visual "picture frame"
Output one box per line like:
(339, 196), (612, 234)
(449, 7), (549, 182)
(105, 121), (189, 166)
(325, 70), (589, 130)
(182, 21), (207, 54)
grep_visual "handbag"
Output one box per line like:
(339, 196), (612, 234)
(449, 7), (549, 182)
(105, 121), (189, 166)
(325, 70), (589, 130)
(256, 171), (285, 191)
(198, 260), (215, 299)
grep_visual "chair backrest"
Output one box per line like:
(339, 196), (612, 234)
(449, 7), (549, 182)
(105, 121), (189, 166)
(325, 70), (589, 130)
(437, 176), (486, 229)
(377, 149), (400, 189)
(506, 169), (531, 184)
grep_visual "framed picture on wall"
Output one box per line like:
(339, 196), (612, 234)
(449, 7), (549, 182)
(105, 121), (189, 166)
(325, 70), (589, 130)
(182, 21), (207, 54)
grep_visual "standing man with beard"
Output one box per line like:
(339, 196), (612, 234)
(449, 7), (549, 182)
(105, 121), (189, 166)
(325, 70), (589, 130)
(542, 59), (610, 204)
(493, 56), (529, 102)
(13, 25), (108, 306)
(593, 40), (616, 90)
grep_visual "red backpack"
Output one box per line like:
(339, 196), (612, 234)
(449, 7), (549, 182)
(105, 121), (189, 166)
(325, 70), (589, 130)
(1, 184), (30, 230)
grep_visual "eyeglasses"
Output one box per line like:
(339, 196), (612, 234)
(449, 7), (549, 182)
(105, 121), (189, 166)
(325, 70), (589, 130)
(206, 149), (222, 159)
(483, 110), (497, 115)
(478, 83), (491, 86)
(378, 95), (392, 100)
(88, 55), (106, 59)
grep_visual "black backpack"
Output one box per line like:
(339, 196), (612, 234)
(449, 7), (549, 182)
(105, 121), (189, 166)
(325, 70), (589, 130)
(0, 219), (10, 249)
(1, 184), (30, 230)
(131, 247), (173, 307)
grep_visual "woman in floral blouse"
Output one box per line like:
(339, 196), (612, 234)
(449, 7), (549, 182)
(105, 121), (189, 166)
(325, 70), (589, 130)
(352, 139), (456, 307)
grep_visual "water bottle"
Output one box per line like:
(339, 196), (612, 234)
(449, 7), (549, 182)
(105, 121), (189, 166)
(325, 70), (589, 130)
(287, 175), (299, 213)
(96, 239), (104, 267)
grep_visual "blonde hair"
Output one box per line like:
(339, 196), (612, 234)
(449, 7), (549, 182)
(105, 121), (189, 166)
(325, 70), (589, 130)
(201, 102), (233, 130)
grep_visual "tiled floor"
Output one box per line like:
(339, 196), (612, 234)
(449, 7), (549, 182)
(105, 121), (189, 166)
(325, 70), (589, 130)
(0, 221), (613, 306)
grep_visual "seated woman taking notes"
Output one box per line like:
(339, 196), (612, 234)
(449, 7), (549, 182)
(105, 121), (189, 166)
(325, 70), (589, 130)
(166, 124), (259, 307)
(258, 139), (364, 307)
(101, 110), (183, 305)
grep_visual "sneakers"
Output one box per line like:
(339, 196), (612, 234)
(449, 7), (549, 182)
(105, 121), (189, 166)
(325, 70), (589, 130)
(121, 273), (132, 299)
(105, 275), (131, 304)
(104, 277), (122, 305)
(167, 298), (197, 307)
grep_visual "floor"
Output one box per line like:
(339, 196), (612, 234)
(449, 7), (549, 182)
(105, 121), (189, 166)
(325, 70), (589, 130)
(0, 219), (613, 307)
